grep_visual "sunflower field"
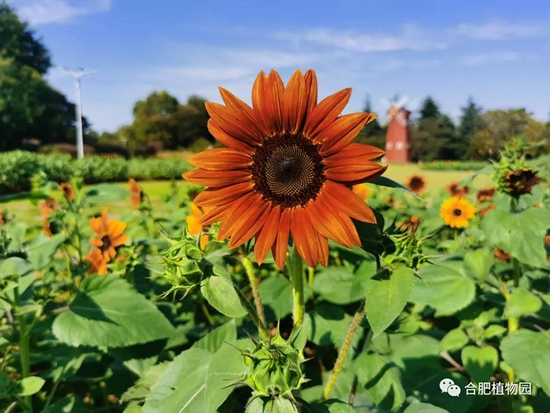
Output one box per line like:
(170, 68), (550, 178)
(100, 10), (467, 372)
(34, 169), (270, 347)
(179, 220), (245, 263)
(1, 70), (550, 413)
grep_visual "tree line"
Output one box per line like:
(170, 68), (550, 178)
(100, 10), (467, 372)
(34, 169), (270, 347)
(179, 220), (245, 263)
(1, 2), (548, 160)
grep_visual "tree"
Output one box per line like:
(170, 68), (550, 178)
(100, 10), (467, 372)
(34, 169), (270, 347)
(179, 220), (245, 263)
(0, 2), (51, 74)
(454, 97), (482, 159)
(133, 91), (179, 119)
(419, 96), (440, 120)
(467, 109), (547, 159)
(355, 94), (386, 149)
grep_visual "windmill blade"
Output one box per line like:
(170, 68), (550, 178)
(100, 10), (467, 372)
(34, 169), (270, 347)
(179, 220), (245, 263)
(406, 98), (419, 110)
(380, 98), (391, 109)
(396, 95), (409, 109)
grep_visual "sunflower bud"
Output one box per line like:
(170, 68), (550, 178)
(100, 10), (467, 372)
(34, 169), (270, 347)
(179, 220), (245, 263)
(240, 330), (307, 403)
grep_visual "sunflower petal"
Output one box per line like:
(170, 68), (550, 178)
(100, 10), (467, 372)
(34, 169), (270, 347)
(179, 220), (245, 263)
(325, 162), (388, 184)
(229, 202), (271, 249)
(304, 69), (318, 115)
(193, 182), (254, 207)
(188, 148), (251, 170)
(199, 206), (227, 226)
(307, 198), (354, 248)
(324, 142), (385, 162)
(205, 102), (262, 145)
(304, 88), (352, 137)
(183, 169), (251, 188)
(291, 208), (318, 268)
(218, 87), (264, 140)
(254, 207), (281, 265)
(317, 113), (375, 156)
(217, 192), (257, 240)
(283, 69), (307, 134)
(207, 119), (254, 152)
(323, 181), (376, 223)
(252, 69), (284, 135)
(272, 208), (291, 270)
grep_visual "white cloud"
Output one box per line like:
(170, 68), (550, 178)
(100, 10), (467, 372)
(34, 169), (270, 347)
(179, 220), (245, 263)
(12, 0), (111, 25)
(453, 20), (549, 40)
(461, 51), (520, 66)
(273, 24), (447, 52)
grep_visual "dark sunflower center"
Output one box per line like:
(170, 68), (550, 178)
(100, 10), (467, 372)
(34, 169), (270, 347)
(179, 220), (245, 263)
(250, 133), (325, 208)
(100, 235), (112, 252)
(453, 208), (462, 217)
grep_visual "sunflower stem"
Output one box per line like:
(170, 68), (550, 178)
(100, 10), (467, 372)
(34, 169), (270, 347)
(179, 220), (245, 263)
(234, 284), (269, 339)
(507, 196), (521, 383)
(308, 266), (315, 289)
(290, 247), (305, 328)
(323, 299), (366, 400)
(242, 256), (266, 329)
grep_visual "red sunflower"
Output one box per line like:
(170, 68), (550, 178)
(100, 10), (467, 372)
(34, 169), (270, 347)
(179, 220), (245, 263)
(183, 69), (387, 269)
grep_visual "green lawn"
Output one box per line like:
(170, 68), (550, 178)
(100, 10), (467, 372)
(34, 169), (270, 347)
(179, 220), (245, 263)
(0, 163), (491, 227)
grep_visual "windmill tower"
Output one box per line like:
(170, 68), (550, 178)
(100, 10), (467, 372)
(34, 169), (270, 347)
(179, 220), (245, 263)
(380, 96), (414, 164)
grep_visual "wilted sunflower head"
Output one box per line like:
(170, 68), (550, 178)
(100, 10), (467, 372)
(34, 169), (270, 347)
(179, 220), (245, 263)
(183, 69), (387, 269)
(501, 168), (541, 197)
(440, 196), (476, 229)
(476, 187), (495, 204)
(59, 182), (75, 201)
(446, 182), (469, 197)
(406, 174), (426, 194)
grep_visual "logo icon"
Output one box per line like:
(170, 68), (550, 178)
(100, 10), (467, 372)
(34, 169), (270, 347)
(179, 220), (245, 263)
(439, 378), (461, 397)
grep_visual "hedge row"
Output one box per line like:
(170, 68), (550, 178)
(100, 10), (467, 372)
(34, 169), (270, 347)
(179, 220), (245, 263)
(419, 160), (488, 171)
(0, 151), (193, 194)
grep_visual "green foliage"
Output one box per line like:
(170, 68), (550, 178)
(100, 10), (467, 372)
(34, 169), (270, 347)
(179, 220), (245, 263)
(0, 151), (192, 194)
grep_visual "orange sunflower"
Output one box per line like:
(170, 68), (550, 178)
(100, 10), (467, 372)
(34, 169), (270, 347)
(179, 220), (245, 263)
(440, 196), (476, 229)
(352, 184), (371, 200)
(183, 69), (387, 269)
(406, 174), (426, 194)
(40, 199), (58, 236)
(186, 202), (211, 250)
(447, 182), (469, 197)
(85, 207), (129, 275)
(129, 178), (143, 208)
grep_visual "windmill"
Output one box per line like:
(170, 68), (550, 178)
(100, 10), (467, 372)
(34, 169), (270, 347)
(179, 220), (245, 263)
(380, 95), (416, 163)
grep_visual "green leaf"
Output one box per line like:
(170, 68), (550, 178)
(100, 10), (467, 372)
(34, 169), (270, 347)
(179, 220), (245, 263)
(440, 328), (469, 352)
(355, 352), (406, 412)
(52, 275), (176, 350)
(193, 319), (237, 353)
(304, 305), (354, 347)
(482, 208), (550, 268)
(501, 329), (550, 395)
(365, 267), (415, 338)
(463, 248), (493, 281)
(410, 260), (476, 316)
(372, 176), (425, 202)
(18, 376), (45, 396)
(404, 403), (450, 413)
(308, 400), (358, 412)
(503, 288), (542, 319)
(143, 348), (212, 413)
(85, 183), (130, 203)
(200, 275), (247, 318)
(461, 345), (499, 383)
(485, 324), (507, 339)
(0, 257), (31, 278)
(258, 275), (293, 319)
(314, 266), (373, 305)
(26, 233), (66, 270)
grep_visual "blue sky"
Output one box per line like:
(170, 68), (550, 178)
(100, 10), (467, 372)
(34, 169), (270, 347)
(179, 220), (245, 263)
(9, 0), (550, 133)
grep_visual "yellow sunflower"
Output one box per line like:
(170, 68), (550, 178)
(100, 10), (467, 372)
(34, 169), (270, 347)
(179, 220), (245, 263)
(352, 184), (371, 200)
(186, 202), (210, 250)
(183, 69), (387, 269)
(440, 196), (476, 228)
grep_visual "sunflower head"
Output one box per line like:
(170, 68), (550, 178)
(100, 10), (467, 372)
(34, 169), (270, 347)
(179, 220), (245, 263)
(352, 183), (371, 200)
(440, 196), (476, 228)
(500, 168), (542, 198)
(128, 178), (143, 207)
(89, 207), (129, 261)
(446, 182), (469, 197)
(183, 69), (387, 269)
(406, 174), (426, 194)
(476, 187), (495, 204)
(59, 182), (75, 201)
(85, 249), (109, 275)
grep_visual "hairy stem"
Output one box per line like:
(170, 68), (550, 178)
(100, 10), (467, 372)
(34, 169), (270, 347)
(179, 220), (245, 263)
(14, 286), (32, 412)
(234, 285), (269, 339)
(290, 247), (305, 328)
(323, 300), (366, 400)
(242, 256), (266, 328)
